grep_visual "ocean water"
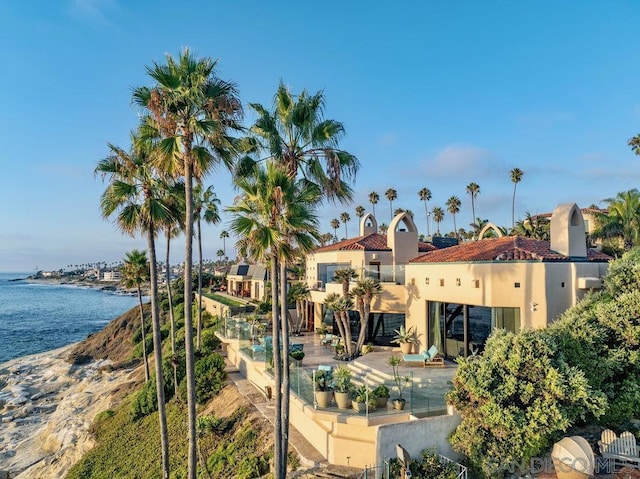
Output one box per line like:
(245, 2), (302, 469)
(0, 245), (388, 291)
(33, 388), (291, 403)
(0, 272), (140, 364)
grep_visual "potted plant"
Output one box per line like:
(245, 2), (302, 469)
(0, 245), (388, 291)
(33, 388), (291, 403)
(390, 325), (418, 354)
(372, 384), (390, 409)
(351, 385), (376, 412)
(388, 356), (411, 410)
(333, 365), (353, 409)
(361, 342), (374, 354)
(289, 349), (305, 365)
(314, 369), (334, 408)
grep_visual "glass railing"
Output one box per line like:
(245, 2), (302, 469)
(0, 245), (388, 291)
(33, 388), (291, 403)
(288, 364), (450, 418)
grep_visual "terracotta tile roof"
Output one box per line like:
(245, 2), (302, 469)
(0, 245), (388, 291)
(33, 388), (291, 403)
(314, 233), (438, 253)
(410, 236), (612, 263)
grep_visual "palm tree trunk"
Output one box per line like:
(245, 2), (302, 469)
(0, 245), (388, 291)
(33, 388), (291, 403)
(197, 217), (203, 351)
(512, 185), (517, 229)
(356, 298), (367, 353)
(184, 162), (197, 479)
(279, 260), (290, 472)
(271, 257), (283, 478)
(137, 285), (150, 383)
(166, 231), (178, 396)
(147, 226), (170, 479)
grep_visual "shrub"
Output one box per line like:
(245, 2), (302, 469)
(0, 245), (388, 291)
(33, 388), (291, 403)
(131, 379), (158, 420)
(389, 448), (460, 479)
(201, 328), (221, 352)
(178, 351), (226, 404)
(447, 329), (605, 478)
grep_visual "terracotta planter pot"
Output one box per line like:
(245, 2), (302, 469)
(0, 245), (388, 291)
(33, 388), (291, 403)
(315, 391), (334, 408)
(399, 342), (413, 354)
(376, 396), (388, 409)
(334, 391), (352, 409)
(352, 400), (366, 412)
(393, 398), (406, 410)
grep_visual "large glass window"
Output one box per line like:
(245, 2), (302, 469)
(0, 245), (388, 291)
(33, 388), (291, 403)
(492, 307), (520, 334)
(427, 301), (520, 358)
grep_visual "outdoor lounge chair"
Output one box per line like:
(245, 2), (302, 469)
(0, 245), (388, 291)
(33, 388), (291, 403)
(402, 345), (445, 368)
(598, 429), (640, 470)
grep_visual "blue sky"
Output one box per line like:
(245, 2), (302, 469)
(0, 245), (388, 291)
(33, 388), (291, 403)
(2, 1), (640, 272)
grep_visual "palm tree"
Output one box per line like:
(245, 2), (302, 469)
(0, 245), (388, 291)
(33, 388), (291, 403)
(470, 217), (489, 238)
(133, 48), (243, 479)
(379, 223), (389, 234)
(95, 132), (173, 479)
(220, 230), (229, 258)
(227, 162), (320, 478)
(418, 187), (432, 236)
(287, 282), (310, 334)
(240, 82), (356, 475)
(628, 134), (640, 155)
(510, 168), (524, 228)
(511, 212), (550, 240)
(385, 188), (397, 222)
(330, 218), (340, 242)
(320, 232), (334, 246)
(394, 208), (406, 216)
(466, 183), (480, 228)
(121, 249), (151, 382)
(193, 184), (221, 351)
(446, 196), (462, 237)
(340, 212), (351, 238)
(369, 191), (379, 218)
(216, 249), (225, 263)
(355, 205), (365, 219)
(593, 189), (640, 250)
(350, 278), (382, 353)
(432, 206), (445, 235)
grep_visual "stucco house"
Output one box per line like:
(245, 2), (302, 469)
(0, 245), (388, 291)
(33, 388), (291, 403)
(405, 203), (611, 359)
(226, 263), (268, 300)
(306, 212), (440, 344)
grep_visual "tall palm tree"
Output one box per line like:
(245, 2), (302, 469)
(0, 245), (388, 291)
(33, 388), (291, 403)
(227, 162), (320, 478)
(355, 205), (365, 219)
(385, 188), (397, 222)
(446, 196), (462, 237)
(510, 168), (524, 229)
(193, 184), (221, 351)
(340, 212), (351, 238)
(216, 249), (225, 263)
(418, 187), (432, 236)
(432, 206), (445, 235)
(95, 133), (173, 479)
(350, 277), (382, 353)
(220, 230), (229, 258)
(593, 189), (640, 250)
(240, 82), (356, 475)
(133, 48), (243, 479)
(330, 218), (340, 242)
(369, 191), (379, 218)
(466, 183), (480, 228)
(121, 249), (151, 382)
(379, 223), (388, 234)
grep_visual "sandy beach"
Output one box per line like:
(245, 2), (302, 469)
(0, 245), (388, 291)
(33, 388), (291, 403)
(0, 344), (138, 478)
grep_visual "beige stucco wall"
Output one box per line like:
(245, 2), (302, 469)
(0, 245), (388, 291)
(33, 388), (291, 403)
(405, 260), (609, 350)
(375, 413), (462, 468)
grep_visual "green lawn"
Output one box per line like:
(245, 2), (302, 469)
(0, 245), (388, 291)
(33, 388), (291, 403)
(203, 292), (245, 307)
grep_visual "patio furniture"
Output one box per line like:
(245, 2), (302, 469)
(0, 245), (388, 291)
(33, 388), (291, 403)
(402, 345), (445, 368)
(321, 333), (338, 348)
(598, 429), (640, 471)
(552, 435), (595, 479)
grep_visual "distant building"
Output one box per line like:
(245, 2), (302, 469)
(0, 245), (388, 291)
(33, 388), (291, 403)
(102, 271), (120, 281)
